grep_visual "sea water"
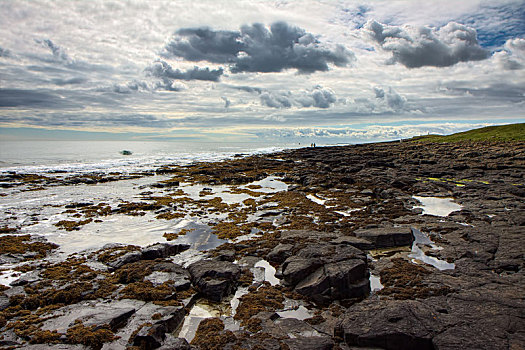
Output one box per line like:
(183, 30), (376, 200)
(0, 140), (298, 174)
(0, 141), (303, 278)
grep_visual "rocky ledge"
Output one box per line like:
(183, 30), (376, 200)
(0, 139), (524, 350)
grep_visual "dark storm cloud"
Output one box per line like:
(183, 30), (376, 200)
(0, 111), (173, 129)
(163, 22), (353, 73)
(0, 89), (80, 109)
(145, 60), (223, 81)
(51, 77), (87, 85)
(259, 86), (337, 109)
(441, 82), (525, 103)
(0, 47), (11, 58)
(221, 96), (231, 108)
(364, 20), (489, 68)
(35, 39), (73, 64)
(227, 85), (263, 94)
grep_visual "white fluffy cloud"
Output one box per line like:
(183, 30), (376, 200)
(259, 86), (337, 109)
(254, 123), (495, 142)
(493, 38), (525, 70)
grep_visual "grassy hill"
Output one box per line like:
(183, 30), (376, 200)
(411, 123), (525, 142)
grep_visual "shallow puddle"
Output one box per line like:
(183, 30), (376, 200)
(369, 274), (384, 292)
(306, 194), (326, 205)
(243, 176), (288, 193)
(409, 228), (455, 270)
(0, 268), (23, 287)
(177, 302), (222, 342)
(253, 259), (280, 286)
(277, 302), (312, 320)
(413, 196), (462, 217)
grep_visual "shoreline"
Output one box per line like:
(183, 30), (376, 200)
(0, 139), (524, 349)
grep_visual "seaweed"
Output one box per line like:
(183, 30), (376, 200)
(119, 281), (178, 302)
(234, 285), (284, 324)
(191, 317), (236, 350)
(66, 320), (116, 349)
(378, 258), (451, 299)
(0, 235), (58, 259)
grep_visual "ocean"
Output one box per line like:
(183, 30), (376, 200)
(0, 140), (300, 271)
(0, 140), (299, 174)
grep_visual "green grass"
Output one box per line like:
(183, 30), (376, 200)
(411, 123), (525, 143)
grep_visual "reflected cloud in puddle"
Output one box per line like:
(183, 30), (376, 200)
(413, 196), (462, 217)
(253, 259), (280, 286)
(410, 228), (455, 270)
(369, 274), (384, 292)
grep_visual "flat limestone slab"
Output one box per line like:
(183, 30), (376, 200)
(354, 227), (414, 248)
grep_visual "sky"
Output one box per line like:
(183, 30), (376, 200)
(0, 0), (524, 143)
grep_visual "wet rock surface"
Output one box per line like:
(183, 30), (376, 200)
(280, 238), (369, 304)
(354, 227), (414, 248)
(188, 259), (241, 302)
(1, 140), (524, 349)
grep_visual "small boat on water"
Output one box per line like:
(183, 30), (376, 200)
(120, 150), (133, 155)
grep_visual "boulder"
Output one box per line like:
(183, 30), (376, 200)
(141, 243), (190, 260)
(282, 336), (334, 350)
(280, 242), (369, 303)
(188, 259), (241, 302)
(42, 299), (140, 334)
(337, 299), (441, 350)
(157, 337), (193, 350)
(132, 305), (187, 349)
(106, 251), (142, 270)
(0, 295), (10, 311)
(354, 227), (414, 248)
(20, 346), (88, 350)
(145, 265), (191, 291)
(281, 257), (323, 286)
(330, 236), (375, 250)
(267, 243), (294, 263)
(338, 288), (525, 350)
(107, 299), (197, 350)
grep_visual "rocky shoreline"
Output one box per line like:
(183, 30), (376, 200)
(0, 140), (524, 349)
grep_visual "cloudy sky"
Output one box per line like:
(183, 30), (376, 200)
(0, 0), (524, 142)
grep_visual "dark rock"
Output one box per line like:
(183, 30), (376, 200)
(188, 259), (241, 302)
(294, 260), (370, 304)
(133, 324), (166, 349)
(0, 295), (10, 311)
(145, 268), (191, 291)
(354, 227), (414, 248)
(261, 317), (323, 340)
(157, 337), (193, 350)
(338, 299), (441, 350)
(141, 243), (190, 260)
(41, 299), (138, 333)
(106, 251), (142, 270)
(281, 257), (323, 286)
(282, 336), (335, 350)
(280, 241), (369, 303)
(215, 249), (236, 262)
(10, 270), (40, 286)
(331, 236), (375, 250)
(151, 180), (180, 188)
(65, 202), (94, 209)
(18, 345), (88, 350)
(3, 286), (26, 298)
(431, 292), (525, 350)
(111, 299), (197, 350)
(267, 243), (294, 263)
